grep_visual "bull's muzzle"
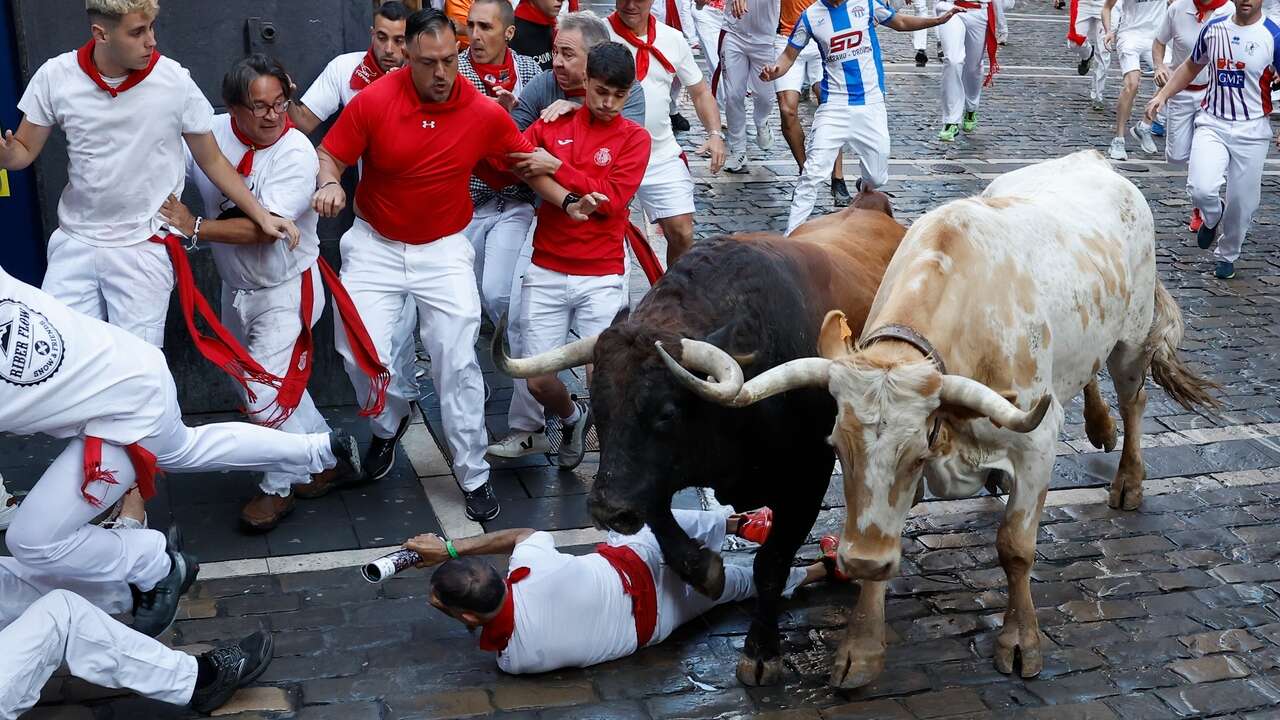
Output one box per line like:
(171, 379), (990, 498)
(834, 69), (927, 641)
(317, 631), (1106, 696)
(587, 488), (645, 535)
(838, 537), (900, 581)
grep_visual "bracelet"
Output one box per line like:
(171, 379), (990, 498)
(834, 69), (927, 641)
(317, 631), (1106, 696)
(186, 216), (203, 251)
(317, 180), (338, 190)
(707, 130), (724, 139)
(445, 540), (459, 559)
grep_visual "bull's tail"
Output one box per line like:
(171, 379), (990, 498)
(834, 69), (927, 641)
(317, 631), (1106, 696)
(1145, 281), (1221, 412)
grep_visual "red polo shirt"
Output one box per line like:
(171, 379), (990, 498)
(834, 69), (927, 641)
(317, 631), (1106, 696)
(321, 70), (533, 244)
(526, 106), (650, 276)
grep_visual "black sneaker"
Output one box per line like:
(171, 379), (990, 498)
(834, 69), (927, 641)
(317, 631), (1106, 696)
(670, 112), (691, 133)
(831, 177), (851, 205)
(131, 525), (199, 637)
(1077, 45), (1094, 76)
(464, 482), (501, 522)
(365, 414), (411, 482)
(915, 49), (928, 67)
(189, 631), (274, 714)
(1197, 202), (1223, 249)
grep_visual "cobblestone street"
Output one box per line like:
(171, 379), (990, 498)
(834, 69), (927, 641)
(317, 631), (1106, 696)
(13, 3), (1280, 719)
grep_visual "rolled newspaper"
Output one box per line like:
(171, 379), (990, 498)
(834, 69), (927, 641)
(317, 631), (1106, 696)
(361, 548), (422, 583)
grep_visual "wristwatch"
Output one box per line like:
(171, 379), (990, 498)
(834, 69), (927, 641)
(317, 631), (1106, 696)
(561, 192), (583, 212)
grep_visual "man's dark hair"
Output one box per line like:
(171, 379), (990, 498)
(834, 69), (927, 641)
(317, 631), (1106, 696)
(406, 7), (457, 42)
(587, 42), (635, 90)
(471, 0), (516, 29)
(375, 1), (410, 22)
(431, 558), (505, 614)
(221, 54), (292, 109)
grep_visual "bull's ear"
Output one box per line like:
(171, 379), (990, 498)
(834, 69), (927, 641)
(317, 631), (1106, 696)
(818, 310), (854, 360)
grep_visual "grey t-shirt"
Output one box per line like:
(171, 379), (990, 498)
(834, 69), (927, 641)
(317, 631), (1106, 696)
(511, 70), (647, 131)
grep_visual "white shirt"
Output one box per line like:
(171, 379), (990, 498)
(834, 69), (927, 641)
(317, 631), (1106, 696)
(18, 52), (214, 247)
(0, 266), (169, 445)
(1117, 0), (1165, 37)
(498, 532), (639, 674)
(185, 115), (321, 290)
(724, 0), (782, 42)
(1156, 0), (1235, 88)
(1192, 15), (1280, 121)
(299, 51), (365, 123)
(609, 20), (704, 164)
(789, 0), (896, 106)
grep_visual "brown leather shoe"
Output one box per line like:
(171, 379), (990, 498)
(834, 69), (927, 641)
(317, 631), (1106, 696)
(294, 469), (339, 499)
(240, 492), (296, 532)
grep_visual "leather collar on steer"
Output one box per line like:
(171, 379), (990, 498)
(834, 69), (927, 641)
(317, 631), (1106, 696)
(858, 323), (946, 449)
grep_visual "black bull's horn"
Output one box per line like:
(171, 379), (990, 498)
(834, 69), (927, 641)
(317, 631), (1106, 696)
(653, 339), (746, 403)
(491, 313), (598, 377)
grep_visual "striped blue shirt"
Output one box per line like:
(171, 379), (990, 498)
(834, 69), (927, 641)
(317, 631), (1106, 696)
(787, 0), (896, 106)
(1192, 15), (1280, 121)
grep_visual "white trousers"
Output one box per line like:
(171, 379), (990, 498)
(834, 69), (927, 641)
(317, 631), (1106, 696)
(1187, 114), (1270, 264)
(937, 3), (990, 123)
(0, 587), (197, 719)
(1164, 92), (1202, 167)
(41, 230), (174, 347)
(335, 219), (490, 491)
(910, 0), (935, 51)
(607, 509), (806, 646)
(694, 6), (726, 81)
(1071, 15), (1110, 100)
(465, 199), (536, 327)
(390, 296), (421, 405)
(6, 385), (335, 591)
(221, 269), (333, 496)
(786, 102), (890, 235)
(720, 33), (776, 154)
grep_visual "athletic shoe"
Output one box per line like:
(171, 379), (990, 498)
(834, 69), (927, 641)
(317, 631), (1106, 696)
(364, 415), (410, 482)
(189, 632), (274, 714)
(1188, 208), (1204, 233)
(1215, 260), (1236, 279)
(755, 122), (775, 150)
(734, 507), (773, 544)
(1129, 124), (1157, 154)
(915, 49), (928, 67)
(723, 150), (749, 174)
(487, 430), (552, 458)
(558, 399), (593, 470)
(938, 124), (960, 142)
(131, 526), (199, 638)
(0, 480), (19, 532)
(1107, 137), (1128, 161)
(962, 111), (978, 132)
(1151, 120), (1165, 137)
(819, 535), (851, 583)
(240, 492), (295, 532)
(670, 113), (691, 133)
(831, 177), (851, 204)
(1077, 46), (1094, 76)
(463, 482), (501, 522)
(1198, 202), (1222, 249)
(1091, 95), (1105, 111)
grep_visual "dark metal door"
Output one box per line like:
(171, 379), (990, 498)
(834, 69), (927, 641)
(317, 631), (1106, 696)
(0, 2), (44, 285)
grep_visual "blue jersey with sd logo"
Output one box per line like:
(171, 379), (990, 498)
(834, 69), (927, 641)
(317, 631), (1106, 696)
(787, 0), (896, 106)
(1192, 15), (1280, 121)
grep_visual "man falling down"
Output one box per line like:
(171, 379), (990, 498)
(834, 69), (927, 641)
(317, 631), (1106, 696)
(403, 508), (847, 673)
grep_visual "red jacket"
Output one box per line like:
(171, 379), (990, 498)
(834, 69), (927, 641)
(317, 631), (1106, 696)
(526, 106), (650, 276)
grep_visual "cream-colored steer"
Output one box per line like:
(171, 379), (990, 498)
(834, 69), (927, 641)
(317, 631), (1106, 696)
(687, 152), (1219, 688)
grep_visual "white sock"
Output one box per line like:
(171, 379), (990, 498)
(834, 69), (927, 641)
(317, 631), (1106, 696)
(562, 403), (582, 426)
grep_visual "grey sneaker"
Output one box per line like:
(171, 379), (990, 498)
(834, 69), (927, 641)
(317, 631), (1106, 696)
(1107, 137), (1128, 161)
(131, 526), (199, 637)
(1129, 124), (1157, 154)
(189, 631), (274, 714)
(558, 399), (593, 470)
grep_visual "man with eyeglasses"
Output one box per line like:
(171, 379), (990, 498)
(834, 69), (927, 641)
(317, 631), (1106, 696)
(161, 55), (367, 530)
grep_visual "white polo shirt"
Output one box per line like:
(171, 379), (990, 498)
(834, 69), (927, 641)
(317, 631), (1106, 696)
(498, 532), (639, 674)
(299, 51), (365, 123)
(725, 0), (782, 43)
(1117, 0), (1165, 37)
(1156, 0), (1234, 86)
(185, 115), (321, 291)
(17, 51), (214, 248)
(608, 20), (704, 165)
(0, 266), (169, 445)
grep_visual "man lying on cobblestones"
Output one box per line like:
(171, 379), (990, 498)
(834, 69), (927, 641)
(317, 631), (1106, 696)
(402, 508), (845, 673)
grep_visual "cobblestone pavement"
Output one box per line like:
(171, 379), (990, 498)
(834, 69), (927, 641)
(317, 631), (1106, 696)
(19, 5), (1280, 719)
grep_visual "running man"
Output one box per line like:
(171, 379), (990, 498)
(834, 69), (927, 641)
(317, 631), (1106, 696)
(1104, 0), (1165, 158)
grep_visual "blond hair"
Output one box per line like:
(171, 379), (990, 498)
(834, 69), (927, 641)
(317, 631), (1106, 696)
(86, 0), (159, 21)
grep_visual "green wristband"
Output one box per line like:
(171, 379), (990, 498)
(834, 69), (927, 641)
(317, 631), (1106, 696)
(445, 540), (459, 559)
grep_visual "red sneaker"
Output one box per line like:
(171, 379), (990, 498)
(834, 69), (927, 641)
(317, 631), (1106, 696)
(734, 507), (773, 544)
(819, 535), (851, 583)
(1189, 208), (1204, 233)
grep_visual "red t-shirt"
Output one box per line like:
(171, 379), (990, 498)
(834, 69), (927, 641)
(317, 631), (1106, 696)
(526, 106), (650, 276)
(321, 70), (533, 244)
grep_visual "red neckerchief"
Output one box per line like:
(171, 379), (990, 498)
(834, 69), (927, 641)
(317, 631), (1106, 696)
(515, 1), (557, 26)
(472, 49), (519, 94)
(230, 116), (295, 178)
(596, 544), (658, 646)
(75, 39), (160, 97)
(350, 47), (386, 90)
(563, 87), (585, 98)
(607, 13), (676, 81)
(1194, 0), (1229, 21)
(664, 0), (684, 31)
(1066, 0), (1086, 45)
(82, 439), (160, 507)
(478, 567), (531, 653)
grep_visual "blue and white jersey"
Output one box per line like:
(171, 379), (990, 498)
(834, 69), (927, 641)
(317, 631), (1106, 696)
(1192, 15), (1280, 121)
(787, 0), (896, 106)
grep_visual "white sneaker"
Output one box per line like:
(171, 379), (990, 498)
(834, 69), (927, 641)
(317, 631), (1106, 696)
(755, 122), (774, 150)
(723, 149), (749, 174)
(486, 431), (552, 458)
(1129, 124), (1157, 154)
(1107, 137), (1128, 161)
(1091, 95), (1105, 111)
(0, 479), (19, 532)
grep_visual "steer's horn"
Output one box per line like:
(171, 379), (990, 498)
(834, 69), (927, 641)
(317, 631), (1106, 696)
(655, 339), (745, 403)
(492, 313), (597, 378)
(729, 358), (833, 407)
(939, 376), (1053, 433)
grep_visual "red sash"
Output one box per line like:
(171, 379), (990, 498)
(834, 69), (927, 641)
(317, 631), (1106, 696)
(230, 116), (294, 178)
(608, 13), (676, 81)
(75, 40), (160, 97)
(472, 50), (519, 94)
(625, 223), (665, 285)
(665, 0), (684, 31)
(478, 566), (531, 652)
(596, 544), (658, 647)
(710, 29), (728, 96)
(349, 47), (386, 91)
(955, 1), (1000, 86)
(1066, 0), (1086, 45)
(82, 438), (159, 507)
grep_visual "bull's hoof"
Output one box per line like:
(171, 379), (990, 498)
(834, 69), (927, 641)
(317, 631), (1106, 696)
(1086, 421), (1117, 453)
(828, 639), (884, 689)
(691, 549), (726, 599)
(1107, 473), (1144, 511)
(736, 654), (784, 686)
(994, 632), (1043, 678)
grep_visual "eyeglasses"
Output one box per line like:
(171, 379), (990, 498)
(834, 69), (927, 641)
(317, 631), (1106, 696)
(249, 99), (291, 118)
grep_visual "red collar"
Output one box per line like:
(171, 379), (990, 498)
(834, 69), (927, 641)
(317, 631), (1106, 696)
(230, 116), (294, 177)
(471, 49), (519, 95)
(76, 39), (160, 97)
(477, 567), (530, 653)
(400, 70), (473, 115)
(1193, 0), (1229, 21)
(515, 1), (557, 26)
